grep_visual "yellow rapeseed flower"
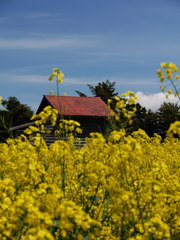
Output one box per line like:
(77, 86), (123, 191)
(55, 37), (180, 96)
(160, 86), (165, 91)
(161, 62), (167, 68)
(167, 89), (172, 94)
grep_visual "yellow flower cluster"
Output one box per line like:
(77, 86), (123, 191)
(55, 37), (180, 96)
(48, 68), (64, 83)
(31, 105), (58, 126)
(24, 106), (83, 146)
(157, 62), (180, 99)
(167, 120), (180, 137)
(0, 124), (179, 239)
(54, 119), (83, 137)
(24, 106), (59, 142)
(48, 67), (64, 97)
(108, 91), (138, 125)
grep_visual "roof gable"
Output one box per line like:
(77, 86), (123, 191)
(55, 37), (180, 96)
(37, 95), (113, 117)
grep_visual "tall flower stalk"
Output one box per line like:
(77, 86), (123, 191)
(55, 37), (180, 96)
(48, 67), (64, 97)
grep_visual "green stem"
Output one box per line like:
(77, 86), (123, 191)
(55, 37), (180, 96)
(62, 157), (66, 197)
(170, 79), (180, 101)
(86, 182), (101, 215)
(56, 77), (60, 97)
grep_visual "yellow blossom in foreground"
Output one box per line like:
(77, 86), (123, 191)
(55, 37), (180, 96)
(167, 121), (180, 136)
(0, 124), (179, 239)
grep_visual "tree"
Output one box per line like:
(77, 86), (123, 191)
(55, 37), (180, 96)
(156, 102), (180, 138)
(76, 80), (118, 110)
(129, 103), (148, 132)
(0, 96), (33, 141)
(134, 102), (180, 138)
(87, 80), (118, 104)
(141, 110), (159, 137)
(108, 103), (150, 135)
(75, 90), (87, 97)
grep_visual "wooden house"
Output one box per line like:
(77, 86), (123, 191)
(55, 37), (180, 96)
(11, 95), (113, 144)
(37, 95), (112, 137)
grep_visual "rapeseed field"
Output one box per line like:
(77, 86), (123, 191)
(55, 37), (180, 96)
(0, 63), (179, 239)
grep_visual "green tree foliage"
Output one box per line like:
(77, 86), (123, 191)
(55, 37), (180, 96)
(0, 96), (33, 141)
(76, 80), (118, 110)
(107, 103), (149, 136)
(87, 80), (118, 104)
(75, 90), (87, 97)
(140, 110), (159, 137)
(111, 101), (180, 139)
(131, 102), (180, 138)
(156, 102), (180, 138)
(128, 103), (148, 133)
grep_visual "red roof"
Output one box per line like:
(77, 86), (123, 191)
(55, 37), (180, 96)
(37, 95), (113, 117)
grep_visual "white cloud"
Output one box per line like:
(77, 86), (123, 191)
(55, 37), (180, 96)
(0, 73), (90, 85)
(86, 42), (180, 58)
(136, 91), (180, 111)
(0, 73), (47, 83)
(0, 36), (95, 49)
(0, 72), (159, 92)
(1, 34), (180, 59)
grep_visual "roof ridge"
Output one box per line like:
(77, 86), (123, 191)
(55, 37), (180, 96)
(38, 95), (113, 116)
(44, 95), (101, 98)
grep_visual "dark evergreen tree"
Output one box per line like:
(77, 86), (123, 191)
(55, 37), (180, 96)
(76, 80), (118, 111)
(75, 91), (87, 97)
(87, 80), (118, 104)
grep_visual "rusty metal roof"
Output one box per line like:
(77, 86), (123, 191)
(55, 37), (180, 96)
(37, 95), (113, 117)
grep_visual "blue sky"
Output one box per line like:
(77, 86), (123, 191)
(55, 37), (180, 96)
(0, 0), (180, 112)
